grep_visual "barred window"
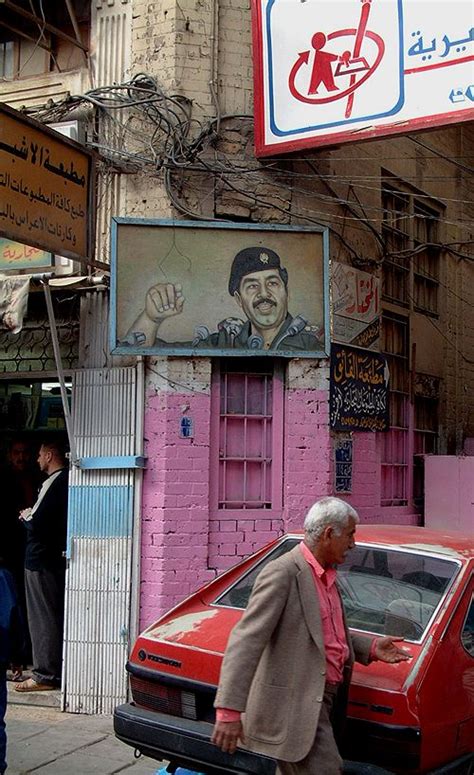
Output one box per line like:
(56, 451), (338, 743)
(382, 187), (410, 306)
(413, 388), (439, 509)
(211, 360), (283, 513)
(382, 183), (441, 315)
(413, 203), (440, 315)
(381, 312), (410, 506)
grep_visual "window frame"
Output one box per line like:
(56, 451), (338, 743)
(209, 358), (284, 519)
(381, 180), (442, 317)
(380, 311), (411, 507)
(0, 1), (89, 80)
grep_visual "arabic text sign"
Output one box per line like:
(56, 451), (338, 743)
(252, 0), (474, 155)
(330, 344), (389, 432)
(332, 262), (380, 350)
(0, 238), (52, 270)
(334, 434), (353, 493)
(0, 103), (94, 261)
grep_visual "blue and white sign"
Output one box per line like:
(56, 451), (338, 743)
(252, 0), (474, 155)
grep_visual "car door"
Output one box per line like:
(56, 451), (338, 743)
(418, 569), (474, 772)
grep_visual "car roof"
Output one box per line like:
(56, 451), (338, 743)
(285, 524), (474, 560)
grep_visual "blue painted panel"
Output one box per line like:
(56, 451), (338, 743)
(78, 456), (147, 470)
(67, 484), (133, 549)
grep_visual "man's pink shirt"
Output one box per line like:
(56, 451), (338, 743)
(299, 540), (350, 683)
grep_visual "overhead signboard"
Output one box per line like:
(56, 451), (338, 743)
(252, 0), (474, 156)
(111, 219), (329, 358)
(0, 103), (95, 262)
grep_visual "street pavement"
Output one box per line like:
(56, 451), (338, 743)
(5, 686), (162, 775)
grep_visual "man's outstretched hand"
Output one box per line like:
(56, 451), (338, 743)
(374, 636), (412, 663)
(211, 720), (246, 754)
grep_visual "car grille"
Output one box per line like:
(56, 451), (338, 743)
(130, 675), (198, 719)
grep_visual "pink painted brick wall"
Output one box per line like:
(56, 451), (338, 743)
(139, 371), (418, 626)
(140, 389), (215, 628)
(283, 388), (332, 531)
(349, 434), (420, 526)
(206, 387), (333, 572)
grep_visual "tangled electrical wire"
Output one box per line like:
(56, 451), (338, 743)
(25, 72), (474, 267)
(29, 73), (208, 170)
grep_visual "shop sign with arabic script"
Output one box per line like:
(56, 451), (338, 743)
(330, 343), (389, 432)
(0, 103), (95, 262)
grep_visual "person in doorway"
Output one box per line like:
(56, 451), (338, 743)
(212, 497), (411, 774)
(14, 440), (69, 693)
(0, 557), (24, 775)
(2, 438), (42, 672)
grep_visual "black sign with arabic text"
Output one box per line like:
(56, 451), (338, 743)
(330, 344), (389, 432)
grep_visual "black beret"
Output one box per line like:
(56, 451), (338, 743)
(228, 247), (287, 295)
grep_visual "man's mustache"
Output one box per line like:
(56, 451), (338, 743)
(253, 297), (276, 310)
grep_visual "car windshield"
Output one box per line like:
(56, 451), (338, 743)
(214, 538), (459, 642)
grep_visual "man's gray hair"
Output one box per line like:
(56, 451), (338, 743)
(304, 497), (359, 544)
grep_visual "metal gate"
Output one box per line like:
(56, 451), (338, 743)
(62, 366), (143, 714)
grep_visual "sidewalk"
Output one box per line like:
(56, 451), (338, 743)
(5, 686), (161, 775)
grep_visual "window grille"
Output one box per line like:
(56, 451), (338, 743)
(0, 41), (14, 79)
(382, 187), (410, 306)
(382, 184), (441, 315)
(413, 203), (440, 315)
(381, 312), (409, 506)
(211, 359), (283, 512)
(413, 393), (439, 508)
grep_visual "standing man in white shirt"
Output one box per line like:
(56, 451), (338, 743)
(14, 440), (69, 693)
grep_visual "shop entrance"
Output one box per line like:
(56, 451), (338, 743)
(1, 378), (70, 698)
(2, 365), (143, 713)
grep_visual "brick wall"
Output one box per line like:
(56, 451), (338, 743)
(140, 358), (215, 627)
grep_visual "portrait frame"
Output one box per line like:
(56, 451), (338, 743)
(110, 218), (330, 358)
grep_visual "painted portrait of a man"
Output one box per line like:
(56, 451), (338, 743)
(112, 221), (328, 357)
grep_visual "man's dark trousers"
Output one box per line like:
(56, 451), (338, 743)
(0, 667), (6, 775)
(25, 568), (64, 686)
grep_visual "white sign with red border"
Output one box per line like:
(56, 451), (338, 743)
(252, 0), (474, 156)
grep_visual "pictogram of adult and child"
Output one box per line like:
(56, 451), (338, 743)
(288, 0), (385, 117)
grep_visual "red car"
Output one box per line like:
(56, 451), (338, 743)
(114, 526), (474, 774)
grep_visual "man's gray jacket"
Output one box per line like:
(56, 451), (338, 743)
(214, 545), (372, 762)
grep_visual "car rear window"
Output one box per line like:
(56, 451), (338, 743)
(214, 538), (300, 608)
(214, 540), (459, 642)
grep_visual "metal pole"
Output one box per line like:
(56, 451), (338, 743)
(42, 280), (79, 465)
(129, 357), (145, 647)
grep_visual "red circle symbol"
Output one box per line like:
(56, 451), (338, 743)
(289, 28), (385, 105)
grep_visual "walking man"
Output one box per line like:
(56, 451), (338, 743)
(15, 440), (68, 692)
(212, 497), (410, 774)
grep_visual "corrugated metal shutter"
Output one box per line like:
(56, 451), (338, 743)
(63, 366), (138, 714)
